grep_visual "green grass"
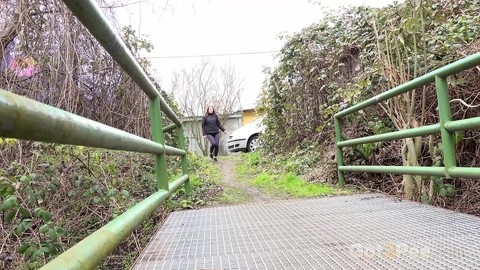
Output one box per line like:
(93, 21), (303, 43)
(235, 152), (354, 199)
(189, 154), (252, 205)
(218, 186), (251, 204)
(252, 172), (334, 197)
(218, 153), (243, 162)
(187, 153), (222, 184)
(167, 153), (226, 209)
(235, 153), (261, 180)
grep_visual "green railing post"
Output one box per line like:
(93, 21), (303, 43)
(0, 1), (195, 268)
(435, 75), (456, 177)
(177, 126), (191, 194)
(149, 97), (169, 190)
(334, 116), (346, 187)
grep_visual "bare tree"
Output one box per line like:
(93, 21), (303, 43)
(0, 1), (184, 269)
(0, 0), (174, 140)
(169, 59), (243, 155)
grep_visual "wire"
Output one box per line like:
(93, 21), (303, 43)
(99, 0), (150, 9)
(144, 50), (280, 59)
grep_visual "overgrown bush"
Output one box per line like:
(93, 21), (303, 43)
(0, 141), (221, 269)
(259, 0), (480, 210)
(0, 1), (223, 269)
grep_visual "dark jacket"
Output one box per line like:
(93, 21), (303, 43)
(202, 114), (225, 135)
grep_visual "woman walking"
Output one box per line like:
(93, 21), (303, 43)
(202, 106), (226, 161)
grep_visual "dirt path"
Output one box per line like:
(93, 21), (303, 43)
(217, 159), (271, 203)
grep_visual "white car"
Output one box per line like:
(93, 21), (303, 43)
(227, 117), (265, 152)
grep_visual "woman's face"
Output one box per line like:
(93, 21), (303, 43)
(208, 107), (214, 113)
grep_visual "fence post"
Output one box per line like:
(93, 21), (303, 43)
(435, 75), (456, 177)
(149, 97), (169, 190)
(177, 126), (191, 194)
(334, 116), (346, 187)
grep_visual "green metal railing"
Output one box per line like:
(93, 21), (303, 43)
(335, 52), (480, 187)
(0, 0), (190, 269)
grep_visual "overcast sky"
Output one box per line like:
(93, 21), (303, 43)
(112, 0), (397, 109)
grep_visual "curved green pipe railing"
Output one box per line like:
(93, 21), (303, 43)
(334, 52), (480, 187)
(60, 0), (181, 126)
(38, 176), (188, 270)
(0, 0), (191, 269)
(0, 90), (185, 156)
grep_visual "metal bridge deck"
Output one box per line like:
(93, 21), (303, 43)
(132, 194), (480, 269)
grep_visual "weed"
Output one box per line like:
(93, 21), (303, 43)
(0, 142), (222, 269)
(252, 172), (335, 198)
(235, 152), (353, 199)
(218, 187), (251, 204)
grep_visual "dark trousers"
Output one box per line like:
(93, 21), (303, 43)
(206, 133), (220, 157)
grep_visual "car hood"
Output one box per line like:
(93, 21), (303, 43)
(229, 118), (265, 140)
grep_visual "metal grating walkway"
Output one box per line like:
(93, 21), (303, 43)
(133, 194), (480, 269)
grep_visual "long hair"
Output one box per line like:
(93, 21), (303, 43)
(205, 106), (216, 116)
